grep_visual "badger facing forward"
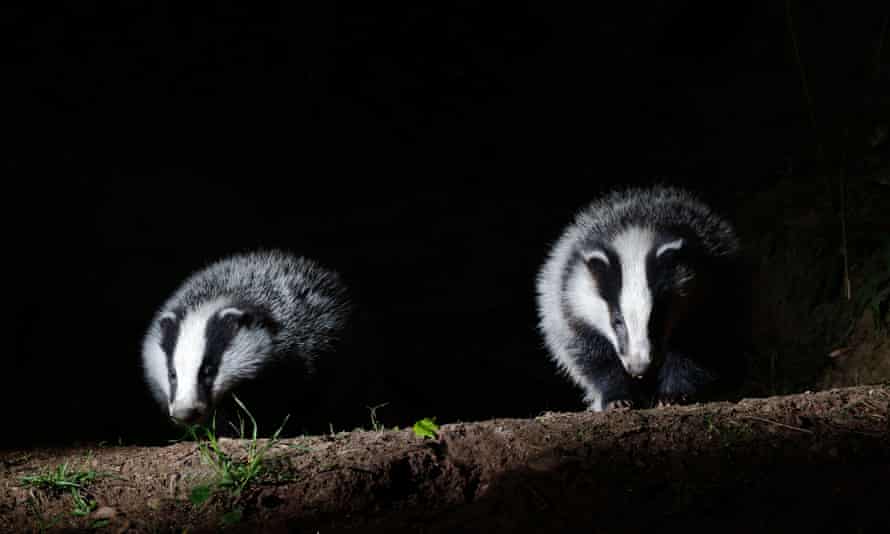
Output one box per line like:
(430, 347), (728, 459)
(142, 250), (352, 429)
(537, 186), (746, 411)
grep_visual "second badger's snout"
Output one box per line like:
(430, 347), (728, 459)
(621, 354), (651, 379)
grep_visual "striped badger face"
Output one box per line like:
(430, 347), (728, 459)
(567, 226), (694, 378)
(144, 300), (274, 425)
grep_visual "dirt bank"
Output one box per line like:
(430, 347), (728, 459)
(2, 384), (888, 533)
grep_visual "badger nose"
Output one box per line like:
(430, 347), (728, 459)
(170, 403), (208, 425)
(624, 360), (650, 379)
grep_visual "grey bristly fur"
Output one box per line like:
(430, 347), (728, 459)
(536, 186), (744, 411)
(142, 250), (352, 427)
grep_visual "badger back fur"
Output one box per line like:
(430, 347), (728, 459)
(536, 186), (746, 411)
(142, 250), (352, 430)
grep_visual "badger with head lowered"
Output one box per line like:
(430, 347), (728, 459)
(537, 186), (746, 411)
(142, 250), (353, 433)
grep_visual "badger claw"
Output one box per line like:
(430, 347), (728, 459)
(605, 399), (634, 411)
(655, 394), (689, 408)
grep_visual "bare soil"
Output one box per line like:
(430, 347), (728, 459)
(822, 311), (890, 389)
(2, 384), (888, 534)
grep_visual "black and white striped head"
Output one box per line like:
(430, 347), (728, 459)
(143, 299), (275, 425)
(566, 225), (694, 378)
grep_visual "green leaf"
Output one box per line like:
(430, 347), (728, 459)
(413, 417), (440, 439)
(189, 484), (212, 505)
(91, 519), (111, 529)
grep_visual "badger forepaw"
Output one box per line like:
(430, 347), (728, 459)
(605, 399), (634, 411)
(655, 394), (689, 408)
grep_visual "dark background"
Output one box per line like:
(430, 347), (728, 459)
(7, 1), (888, 445)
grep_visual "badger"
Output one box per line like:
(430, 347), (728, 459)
(536, 186), (746, 411)
(141, 250), (352, 431)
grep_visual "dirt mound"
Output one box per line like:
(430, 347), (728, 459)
(2, 384), (888, 533)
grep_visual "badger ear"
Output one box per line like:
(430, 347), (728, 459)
(159, 310), (183, 332)
(583, 248), (610, 266)
(218, 307), (246, 320)
(656, 238), (684, 258)
(218, 305), (273, 330)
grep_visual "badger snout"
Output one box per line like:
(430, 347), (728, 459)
(170, 402), (209, 425)
(621, 355), (651, 379)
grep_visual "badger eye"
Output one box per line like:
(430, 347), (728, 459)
(611, 314), (624, 329)
(168, 368), (177, 383)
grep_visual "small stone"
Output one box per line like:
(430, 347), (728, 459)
(11, 488), (30, 505)
(92, 506), (117, 520)
(527, 454), (561, 472)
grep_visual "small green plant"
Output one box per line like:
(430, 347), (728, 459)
(188, 395), (289, 507)
(703, 415), (721, 440)
(412, 417), (440, 439)
(367, 402), (389, 432)
(20, 458), (102, 517)
(70, 488), (97, 517)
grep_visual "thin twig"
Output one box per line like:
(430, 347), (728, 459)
(839, 137), (851, 301)
(176, 447), (198, 463)
(741, 415), (814, 434)
(346, 466), (377, 476)
(785, 0), (824, 162)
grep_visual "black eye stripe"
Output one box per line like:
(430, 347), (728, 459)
(159, 316), (181, 357)
(199, 310), (241, 395)
(581, 247), (622, 316)
(159, 310), (185, 404)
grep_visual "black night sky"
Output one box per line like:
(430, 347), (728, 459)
(7, 1), (889, 445)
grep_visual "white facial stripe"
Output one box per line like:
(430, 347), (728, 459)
(169, 301), (226, 414)
(583, 249), (610, 265)
(613, 227), (654, 375)
(143, 337), (170, 401)
(656, 238), (684, 257)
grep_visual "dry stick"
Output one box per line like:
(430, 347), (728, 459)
(785, 0), (831, 226)
(741, 415), (814, 434)
(785, 0), (825, 163)
(839, 151), (851, 301)
(176, 447), (199, 463)
(786, 0), (852, 301)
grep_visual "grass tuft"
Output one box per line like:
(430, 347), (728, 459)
(20, 457), (103, 517)
(187, 395), (289, 507)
